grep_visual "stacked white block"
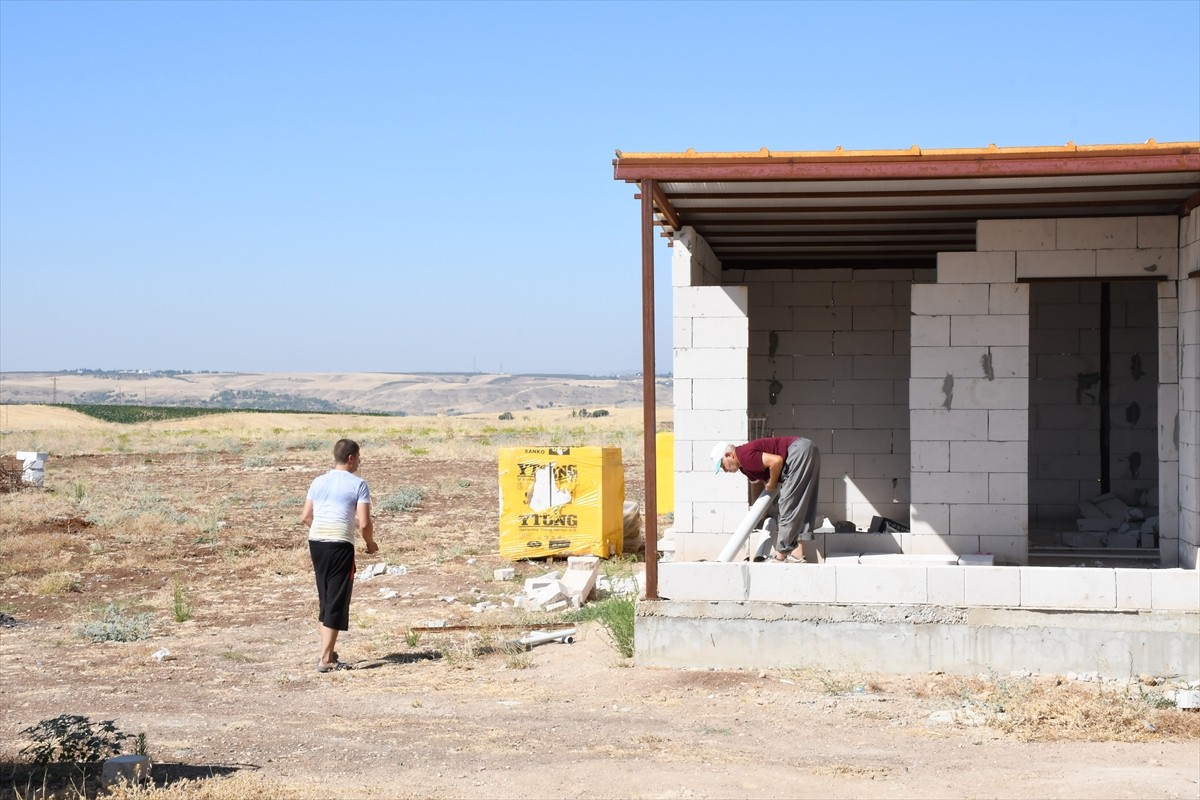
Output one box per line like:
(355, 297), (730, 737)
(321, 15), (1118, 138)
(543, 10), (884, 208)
(15, 451), (48, 487)
(656, 562), (1200, 612)
(910, 251), (1029, 564)
(671, 237), (751, 559)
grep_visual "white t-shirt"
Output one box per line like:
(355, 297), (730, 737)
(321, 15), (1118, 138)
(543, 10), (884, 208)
(307, 469), (371, 544)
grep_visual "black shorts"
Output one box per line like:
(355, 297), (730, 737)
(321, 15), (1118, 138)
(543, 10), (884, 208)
(309, 540), (355, 631)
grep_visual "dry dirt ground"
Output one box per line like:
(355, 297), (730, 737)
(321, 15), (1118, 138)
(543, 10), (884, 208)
(1, 409), (1198, 800)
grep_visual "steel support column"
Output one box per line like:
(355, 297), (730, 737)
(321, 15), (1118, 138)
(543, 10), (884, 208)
(641, 179), (659, 600)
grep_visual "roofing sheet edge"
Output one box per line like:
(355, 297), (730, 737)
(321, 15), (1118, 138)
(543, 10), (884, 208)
(615, 141), (1200, 163)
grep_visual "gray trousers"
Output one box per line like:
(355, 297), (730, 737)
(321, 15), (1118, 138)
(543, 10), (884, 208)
(768, 437), (820, 555)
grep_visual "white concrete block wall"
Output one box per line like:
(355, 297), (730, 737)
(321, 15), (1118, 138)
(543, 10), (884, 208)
(742, 267), (920, 532)
(670, 216), (1192, 572)
(1177, 208), (1199, 569)
(1107, 281), (1160, 505)
(998, 225), (1175, 565)
(672, 226), (722, 288)
(671, 236), (750, 557)
(911, 254), (1030, 563)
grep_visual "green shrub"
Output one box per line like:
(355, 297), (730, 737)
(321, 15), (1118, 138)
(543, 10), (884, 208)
(172, 578), (193, 623)
(76, 603), (153, 642)
(19, 715), (129, 766)
(377, 487), (426, 513)
(564, 595), (634, 658)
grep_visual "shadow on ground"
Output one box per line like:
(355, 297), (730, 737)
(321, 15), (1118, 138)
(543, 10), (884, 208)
(1, 761), (244, 799)
(350, 649), (443, 670)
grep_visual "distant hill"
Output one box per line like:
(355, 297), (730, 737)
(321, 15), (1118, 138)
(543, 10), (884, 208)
(0, 371), (673, 416)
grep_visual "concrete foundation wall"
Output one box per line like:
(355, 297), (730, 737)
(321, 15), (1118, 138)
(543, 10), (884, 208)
(640, 561), (1200, 677)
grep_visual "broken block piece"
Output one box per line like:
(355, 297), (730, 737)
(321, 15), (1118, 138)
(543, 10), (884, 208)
(1061, 531), (1106, 548)
(1077, 501), (1109, 520)
(1090, 493), (1130, 519)
(560, 556), (600, 605)
(493, 567), (515, 581)
(1106, 531), (1139, 549)
(102, 755), (151, 788)
(523, 571), (561, 594)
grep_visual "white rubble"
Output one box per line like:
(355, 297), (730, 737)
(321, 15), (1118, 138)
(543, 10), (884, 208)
(102, 755), (151, 788)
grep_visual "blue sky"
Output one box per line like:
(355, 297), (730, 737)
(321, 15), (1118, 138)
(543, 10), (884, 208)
(1, 0), (1197, 376)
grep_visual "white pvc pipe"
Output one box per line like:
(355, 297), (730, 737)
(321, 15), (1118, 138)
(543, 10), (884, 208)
(716, 490), (776, 562)
(517, 628), (577, 647)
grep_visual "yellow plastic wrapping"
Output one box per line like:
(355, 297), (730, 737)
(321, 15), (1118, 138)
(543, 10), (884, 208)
(655, 431), (674, 514)
(498, 446), (624, 561)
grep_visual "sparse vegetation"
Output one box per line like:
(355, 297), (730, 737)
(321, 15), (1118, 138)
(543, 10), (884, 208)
(2, 399), (1193, 800)
(76, 602), (154, 642)
(376, 487), (426, 513)
(37, 571), (83, 595)
(563, 595), (634, 658)
(19, 714), (130, 766)
(172, 577), (193, 622)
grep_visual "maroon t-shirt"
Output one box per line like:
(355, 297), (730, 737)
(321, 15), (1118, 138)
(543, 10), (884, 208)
(734, 437), (798, 483)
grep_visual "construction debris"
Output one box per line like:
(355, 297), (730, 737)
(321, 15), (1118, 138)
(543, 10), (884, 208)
(1072, 491), (1158, 549)
(513, 556), (601, 611)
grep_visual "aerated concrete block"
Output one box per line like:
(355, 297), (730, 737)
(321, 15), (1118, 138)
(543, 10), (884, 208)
(1151, 569), (1200, 611)
(658, 562), (747, 601)
(1115, 569), (1153, 609)
(936, 251), (1016, 284)
(835, 564), (929, 604)
(976, 218), (1056, 251)
(1019, 566), (1116, 610)
(927, 566), (966, 605)
(1097, 248), (1178, 280)
(911, 284), (990, 316)
(1138, 216), (1179, 248)
(963, 566), (1020, 606)
(747, 563), (836, 602)
(1057, 216), (1137, 249)
(1017, 250), (1096, 279)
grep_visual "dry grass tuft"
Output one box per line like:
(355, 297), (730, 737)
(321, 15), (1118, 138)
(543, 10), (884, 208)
(36, 571), (83, 595)
(0, 455), (26, 493)
(933, 674), (1200, 742)
(7, 771), (319, 800)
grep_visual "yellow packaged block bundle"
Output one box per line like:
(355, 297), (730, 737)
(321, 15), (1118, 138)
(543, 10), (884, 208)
(498, 446), (624, 560)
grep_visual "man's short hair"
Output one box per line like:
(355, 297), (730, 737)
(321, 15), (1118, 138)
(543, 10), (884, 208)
(333, 439), (360, 464)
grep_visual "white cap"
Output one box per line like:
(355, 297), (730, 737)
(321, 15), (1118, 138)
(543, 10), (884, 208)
(710, 441), (729, 473)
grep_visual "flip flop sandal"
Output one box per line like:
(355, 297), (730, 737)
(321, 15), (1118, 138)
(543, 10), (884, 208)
(316, 661), (352, 673)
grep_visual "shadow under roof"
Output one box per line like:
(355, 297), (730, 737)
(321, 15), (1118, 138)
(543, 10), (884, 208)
(613, 141), (1200, 270)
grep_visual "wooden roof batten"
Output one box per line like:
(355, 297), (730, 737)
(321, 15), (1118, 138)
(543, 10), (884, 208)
(614, 140), (1200, 272)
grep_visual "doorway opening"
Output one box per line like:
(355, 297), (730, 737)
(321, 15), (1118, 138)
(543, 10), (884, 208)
(1027, 280), (1160, 562)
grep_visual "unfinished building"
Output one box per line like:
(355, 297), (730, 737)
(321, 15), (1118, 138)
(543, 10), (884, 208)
(614, 142), (1199, 676)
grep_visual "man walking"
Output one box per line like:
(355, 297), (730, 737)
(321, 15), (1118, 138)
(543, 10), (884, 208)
(302, 438), (376, 672)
